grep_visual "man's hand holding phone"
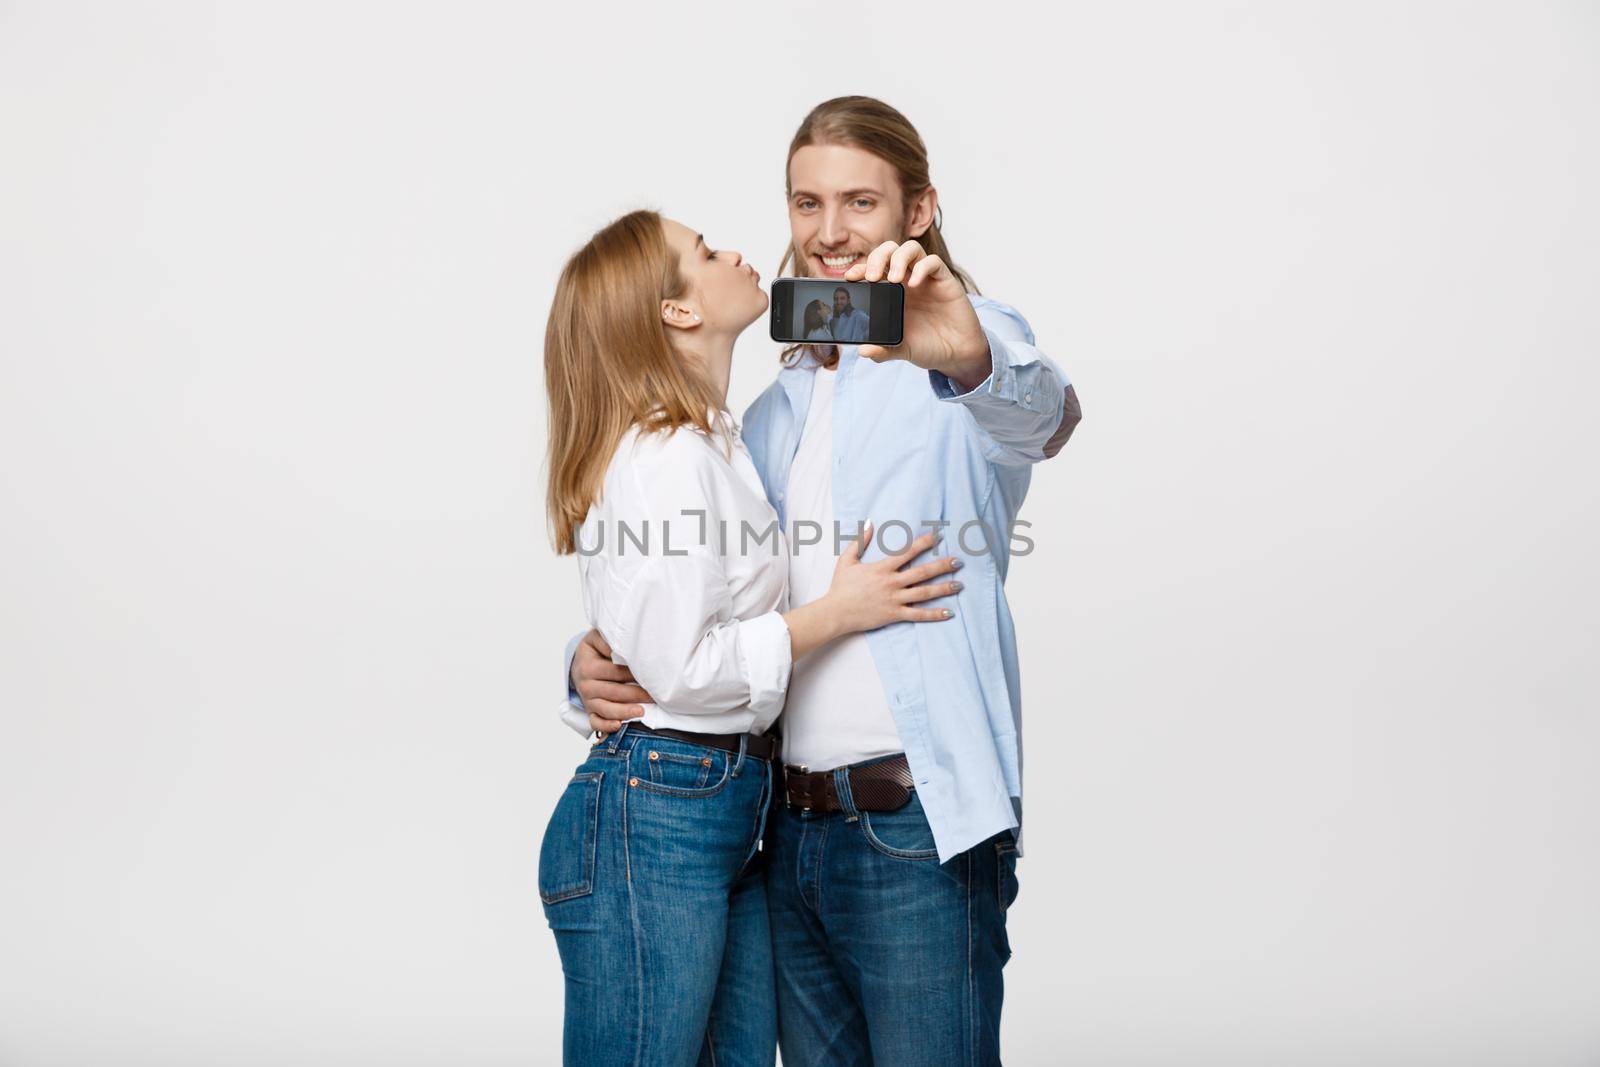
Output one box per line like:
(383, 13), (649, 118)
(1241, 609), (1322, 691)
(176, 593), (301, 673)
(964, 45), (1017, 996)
(844, 240), (992, 392)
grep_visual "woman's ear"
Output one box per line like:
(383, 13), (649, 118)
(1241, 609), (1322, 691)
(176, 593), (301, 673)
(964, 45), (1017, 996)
(907, 185), (938, 239)
(661, 300), (702, 332)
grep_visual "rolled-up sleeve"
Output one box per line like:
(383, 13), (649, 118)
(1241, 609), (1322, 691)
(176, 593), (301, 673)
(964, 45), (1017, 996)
(556, 630), (595, 739)
(556, 630), (590, 738)
(602, 550), (792, 722)
(928, 299), (1070, 466)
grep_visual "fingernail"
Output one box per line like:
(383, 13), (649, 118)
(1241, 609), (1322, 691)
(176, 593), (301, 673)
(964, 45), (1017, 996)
(951, 558), (963, 569)
(951, 581), (963, 592)
(942, 609), (954, 618)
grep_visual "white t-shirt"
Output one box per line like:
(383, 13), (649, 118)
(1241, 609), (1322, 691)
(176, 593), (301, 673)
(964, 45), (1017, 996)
(780, 364), (904, 770)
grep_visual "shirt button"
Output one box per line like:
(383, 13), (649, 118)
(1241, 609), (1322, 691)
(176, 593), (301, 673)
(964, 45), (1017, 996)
(1024, 391), (1033, 403)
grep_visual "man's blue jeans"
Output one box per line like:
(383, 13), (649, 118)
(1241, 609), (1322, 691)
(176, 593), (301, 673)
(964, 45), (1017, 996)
(539, 725), (777, 1066)
(765, 755), (1020, 1066)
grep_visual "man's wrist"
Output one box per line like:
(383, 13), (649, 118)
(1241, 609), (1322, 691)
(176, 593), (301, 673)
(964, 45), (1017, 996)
(943, 337), (993, 394)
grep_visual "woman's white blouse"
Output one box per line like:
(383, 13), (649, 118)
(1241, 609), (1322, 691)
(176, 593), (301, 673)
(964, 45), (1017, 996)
(557, 415), (792, 738)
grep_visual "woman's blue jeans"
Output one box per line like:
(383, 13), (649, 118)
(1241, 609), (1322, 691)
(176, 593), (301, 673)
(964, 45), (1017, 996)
(539, 724), (777, 1066)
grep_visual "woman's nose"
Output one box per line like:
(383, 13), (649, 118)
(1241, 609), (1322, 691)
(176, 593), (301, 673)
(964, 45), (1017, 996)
(725, 250), (743, 267)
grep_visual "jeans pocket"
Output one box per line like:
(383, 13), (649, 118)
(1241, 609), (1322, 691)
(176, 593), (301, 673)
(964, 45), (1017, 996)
(646, 749), (713, 790)
(539, 771), (603, 904)
(630, 745), (732, 798)
(995, 837), (1020, 913)
(859, 792), (941, 861)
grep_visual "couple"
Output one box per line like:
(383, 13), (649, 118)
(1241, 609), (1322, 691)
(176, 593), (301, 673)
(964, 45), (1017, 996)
(539, 96), (1081, 1067)
(804, 287), (869, 344)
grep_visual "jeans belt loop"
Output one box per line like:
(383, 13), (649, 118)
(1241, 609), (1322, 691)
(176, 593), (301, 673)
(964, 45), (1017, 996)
(833, 765), (859, 822)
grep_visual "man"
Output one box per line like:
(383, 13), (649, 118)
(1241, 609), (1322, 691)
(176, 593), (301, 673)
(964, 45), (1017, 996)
(563, 96), (1081, 1065)
(828, 285), (871, 342)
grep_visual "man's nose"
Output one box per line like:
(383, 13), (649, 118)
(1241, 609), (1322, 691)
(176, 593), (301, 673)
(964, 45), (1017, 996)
(818, 208), (847, 246)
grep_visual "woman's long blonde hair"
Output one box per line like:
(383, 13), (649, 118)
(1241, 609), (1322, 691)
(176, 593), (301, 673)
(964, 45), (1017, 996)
(544, 210), (725, 555)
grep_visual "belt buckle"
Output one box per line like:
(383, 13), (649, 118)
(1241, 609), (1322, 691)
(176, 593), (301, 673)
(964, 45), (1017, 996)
(785, 764), (812, 810)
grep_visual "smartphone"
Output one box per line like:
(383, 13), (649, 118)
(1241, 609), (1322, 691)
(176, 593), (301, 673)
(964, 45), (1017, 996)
(768, 278), (904, 346)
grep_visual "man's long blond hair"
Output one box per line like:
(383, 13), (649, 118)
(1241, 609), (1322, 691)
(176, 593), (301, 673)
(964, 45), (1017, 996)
(544, 210), (725, 555)
(779, 96), (979, 369)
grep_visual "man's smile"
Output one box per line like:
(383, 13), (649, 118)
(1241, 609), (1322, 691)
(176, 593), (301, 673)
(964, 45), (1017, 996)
(814, 251), (864, 277)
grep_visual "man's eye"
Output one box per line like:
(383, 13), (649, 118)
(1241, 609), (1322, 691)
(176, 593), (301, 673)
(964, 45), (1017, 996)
(797, 199), (817, 211)
(707, 248), (718, 259)
(853, 198), (874, 209)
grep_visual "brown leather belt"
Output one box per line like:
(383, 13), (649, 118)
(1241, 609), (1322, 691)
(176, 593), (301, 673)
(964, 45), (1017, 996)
(780, 754), (915, 813)
(621, 722), (778, 761)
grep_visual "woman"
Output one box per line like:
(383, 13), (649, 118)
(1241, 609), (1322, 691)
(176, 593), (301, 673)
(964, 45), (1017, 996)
(801, 297), (833, 342)
(538, 211), (960, 1066)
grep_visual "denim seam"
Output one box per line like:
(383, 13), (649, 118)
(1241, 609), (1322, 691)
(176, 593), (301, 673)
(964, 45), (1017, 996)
(621, 750), (645, 1066)
(857, 816), (941, 861)
(702, 1021), (719, 1067)
(793, 815), (807, 915)
(815, 819), (828, 917)
(806, 819), (832, 921)
(857, 805), (941, 861)
(965, 846), (977, 1067)
(650, 751), (713, 766)
(996, 838), (1019, 912)
(646, 750), (712, 789)
(629, 754), (733, 798)
(739, 763), (771, 873)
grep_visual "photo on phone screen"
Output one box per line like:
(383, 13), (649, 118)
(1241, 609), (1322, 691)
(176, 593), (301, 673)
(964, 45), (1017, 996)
(769, 279), (904, 346)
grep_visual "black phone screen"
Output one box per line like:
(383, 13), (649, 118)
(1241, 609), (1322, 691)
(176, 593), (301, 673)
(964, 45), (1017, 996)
(768, 279), (904, 346)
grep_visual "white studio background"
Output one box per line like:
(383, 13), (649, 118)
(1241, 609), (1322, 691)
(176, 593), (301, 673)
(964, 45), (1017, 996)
(2, 2), (1596, 1064)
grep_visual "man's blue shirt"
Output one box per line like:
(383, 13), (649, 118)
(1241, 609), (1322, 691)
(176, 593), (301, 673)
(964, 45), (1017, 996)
(563, 293), (1071, 861)
(828, 306), (870, 343)
(740, 293), (1069, 860)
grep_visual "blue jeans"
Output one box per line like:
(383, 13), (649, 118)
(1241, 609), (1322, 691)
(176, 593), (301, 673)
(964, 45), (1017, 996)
(765, 755), (1020, 1066)
(539, 724), (777, 1066)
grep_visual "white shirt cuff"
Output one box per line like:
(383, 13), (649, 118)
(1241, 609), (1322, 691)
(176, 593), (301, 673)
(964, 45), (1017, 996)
(557, 699), (591, 739)
(737, 611), (793, 722)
